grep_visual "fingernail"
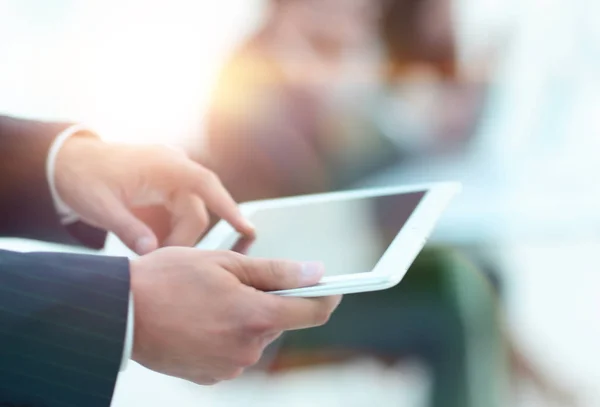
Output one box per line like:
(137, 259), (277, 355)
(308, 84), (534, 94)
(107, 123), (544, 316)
(300, 262), (325, 284)
(243, 219), (256, 234)
(135, 236), (156, 255)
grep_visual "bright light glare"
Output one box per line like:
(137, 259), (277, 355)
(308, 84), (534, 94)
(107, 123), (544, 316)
(0, 0), (264, 145)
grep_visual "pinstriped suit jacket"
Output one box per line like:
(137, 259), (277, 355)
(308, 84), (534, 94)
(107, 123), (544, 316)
(0, 115), (130, 407)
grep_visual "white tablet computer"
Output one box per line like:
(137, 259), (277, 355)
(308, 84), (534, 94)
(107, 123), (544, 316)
(198, 182), (460, 297)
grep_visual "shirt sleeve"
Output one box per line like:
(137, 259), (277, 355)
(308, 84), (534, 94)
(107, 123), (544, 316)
(120, 293), (135, 371)
(45, 124), (86, 224)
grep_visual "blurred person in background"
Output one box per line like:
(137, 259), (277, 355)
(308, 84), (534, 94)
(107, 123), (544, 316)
(193, 0), (576, 406)
(193, 1), (501, 407)
(194, 0), (484, 203)
(377, 0), (486, 154)
(194, 0), (393, 201)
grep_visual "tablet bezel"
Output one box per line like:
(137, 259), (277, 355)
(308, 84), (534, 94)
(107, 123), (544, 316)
(197, 182), (460, 295)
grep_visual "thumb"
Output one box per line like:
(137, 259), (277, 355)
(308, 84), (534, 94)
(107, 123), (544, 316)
(227, 256), (325, 291)
(95, 195), (159, 255)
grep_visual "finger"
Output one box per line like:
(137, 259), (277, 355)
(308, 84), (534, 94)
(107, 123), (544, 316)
(163, 194), (209, 247)
(164, 144), (188, 156)
(131, 205), (172, 244)
(147, 148), (254, 237)
(182, 164), (255, 237)
(230, 236), (256, 255)
(94, 193), (159, 254)
(224, 255), (325, 291)
(266, 295), (342, 331)
(243, 329), (283, 350)
(264, 331), (283, 344)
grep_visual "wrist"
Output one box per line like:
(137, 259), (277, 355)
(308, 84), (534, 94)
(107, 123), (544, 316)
(54, 134), (107, 208)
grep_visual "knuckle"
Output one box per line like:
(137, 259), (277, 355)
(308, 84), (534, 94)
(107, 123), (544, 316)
(145, 145), (185, 178)
(166, 144), (188, 157)
(195, 206), (209, 222)
(265, 260), (286, 282)
(243, 311), (275, 335)
(235, 350), (262, 368)
(188, 204), (209, 227)
(215, 250), (244, 267)
(313, 307), (332, 326)
(146, 144), (174, 160)
(196, 167), (219, 185)
(212, 249), (236, 258)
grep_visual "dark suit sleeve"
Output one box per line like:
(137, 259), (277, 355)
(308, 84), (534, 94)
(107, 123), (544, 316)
(0, 115), (106, 248)
(0, 249), (130, 407)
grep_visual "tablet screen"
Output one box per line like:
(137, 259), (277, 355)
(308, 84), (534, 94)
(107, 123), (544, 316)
(217, 191), (427, 277)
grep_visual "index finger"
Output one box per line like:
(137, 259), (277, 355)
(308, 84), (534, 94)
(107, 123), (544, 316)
(183, 163), (256, 237)
(265, 295), (342, 331)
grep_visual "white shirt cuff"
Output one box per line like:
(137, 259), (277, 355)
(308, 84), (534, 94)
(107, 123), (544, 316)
(120, 293), (135, 371)
(46, 125), (87, 224)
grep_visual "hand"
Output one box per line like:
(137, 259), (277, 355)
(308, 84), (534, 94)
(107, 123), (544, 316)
(55, 136), (254, 254)
(130, 248), (341, 384)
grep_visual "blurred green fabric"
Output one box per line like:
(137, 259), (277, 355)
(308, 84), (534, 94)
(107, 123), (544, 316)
(277, 247), (507, 407)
